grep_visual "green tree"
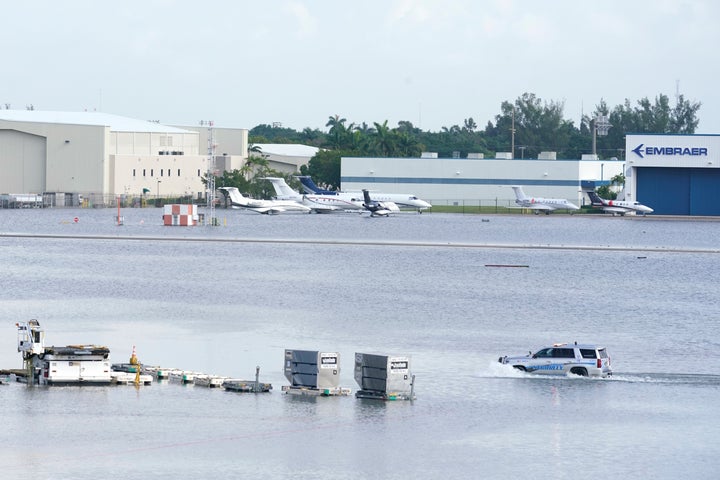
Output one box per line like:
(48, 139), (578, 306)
(369, 120), (398, 157)
(325, 115), (354, 150)
(300, 149), (342, 190)
(670, 94), (701, 133)
(596, 185), (616, 199)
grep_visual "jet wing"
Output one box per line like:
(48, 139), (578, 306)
(525, 203), (555, 211)
(253, 206), (287, 214)
(601, 206), (628, 214)
(385, 201), (400, 212)
(310, 205), (340, 213)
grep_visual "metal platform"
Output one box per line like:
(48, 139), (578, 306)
(281, 385), (351, 396)
(223, 379), (272, 393)
(355, 389), (415, 401)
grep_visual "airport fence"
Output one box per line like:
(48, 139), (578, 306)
(0, 193), (203, 209)
(1, 194), (584, 215)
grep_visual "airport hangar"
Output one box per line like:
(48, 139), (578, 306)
(622, 134), (720, 215)
(0, 110), (252, 206)
(342, 133), (720, 215)
(341, 152), (625, 210)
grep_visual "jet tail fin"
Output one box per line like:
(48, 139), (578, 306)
(219, 187), (247, 206)
(362, 189), (373, 206)
(511, 186), (527, 201)
(587, 190), (607, 206)
(297, 176), (336, 195)
(262, 177), (300, 199)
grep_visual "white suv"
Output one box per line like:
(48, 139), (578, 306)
(498, 343), (612, 377)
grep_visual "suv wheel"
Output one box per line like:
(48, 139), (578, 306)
(513, 365), (526, 372)
(570, 367), (588, 377)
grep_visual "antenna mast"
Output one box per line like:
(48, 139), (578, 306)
(201, 120), (217, 226)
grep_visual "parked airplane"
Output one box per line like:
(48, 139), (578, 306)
(511, 186), (580, 214)
(261, 177), (363, 213)
(587, 190), (653, 216)
(297, 176), (432, 212)
(218, 187), (311, 214)
(362, 189), (400, 217)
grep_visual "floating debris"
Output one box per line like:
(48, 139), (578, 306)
(485, 264), (529, 268)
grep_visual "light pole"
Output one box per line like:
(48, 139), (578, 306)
(156, 180), (161, 206)
(592, 115), (612, 156)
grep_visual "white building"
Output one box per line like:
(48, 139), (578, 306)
(0, 110), (249, 205)
(341, 153), (624, 207)
(252, 143), (321, 174)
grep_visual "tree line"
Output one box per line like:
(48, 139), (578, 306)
(215, 91), (701, 195)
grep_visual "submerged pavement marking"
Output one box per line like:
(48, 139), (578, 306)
(2, 232), (719, 254)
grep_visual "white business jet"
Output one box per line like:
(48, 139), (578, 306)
(511, 186), (580, 214)
(297, 176), (432, 212)
(261, 177), (363, 213)
(587, 191), (653, 216)
(218, 187), (311, 214)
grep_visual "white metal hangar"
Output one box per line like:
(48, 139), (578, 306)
(0, 110), (248, 206)
(341, 153), (624, 208)
(624, 134), (720, 215)
(251, 143), (321, 174)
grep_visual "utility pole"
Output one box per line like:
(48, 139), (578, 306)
(510, 107), (516, 159)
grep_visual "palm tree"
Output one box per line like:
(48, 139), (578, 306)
(371, 120), (397, 157)
(325, 115), (348, 149)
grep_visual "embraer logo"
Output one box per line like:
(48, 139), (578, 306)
(632, 143), (708, 159)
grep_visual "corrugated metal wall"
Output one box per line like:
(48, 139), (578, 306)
(637, 167), (720, 215)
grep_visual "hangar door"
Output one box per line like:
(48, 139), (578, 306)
(636, 167), (720, 215)
(0, 130), (46, 194)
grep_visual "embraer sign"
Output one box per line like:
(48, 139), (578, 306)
(632, 143), (708, 159)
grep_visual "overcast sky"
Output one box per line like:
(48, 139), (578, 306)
(3, 0), (718, 134)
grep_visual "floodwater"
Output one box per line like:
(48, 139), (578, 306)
(1, 207), (719, 479)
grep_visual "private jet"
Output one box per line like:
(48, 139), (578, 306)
(587, 191), (653, 216)
(512, 186), (580, 214)
(297, 176), (432, 212)
(261, 177), (363, 213)
(362, 189), (399, 217)
(218, 187), (311, 214)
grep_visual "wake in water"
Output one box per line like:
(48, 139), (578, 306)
(480, 362), (720, 386)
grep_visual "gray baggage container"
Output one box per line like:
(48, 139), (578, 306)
(354, 353), (413, 396)
(283, 349), (340, 389)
